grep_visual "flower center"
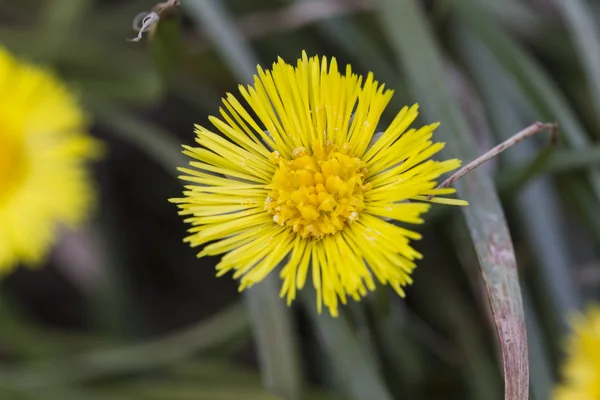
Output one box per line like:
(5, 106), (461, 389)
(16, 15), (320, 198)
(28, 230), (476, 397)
(265, 141), (371, 239)
(0, 131), (24, 201)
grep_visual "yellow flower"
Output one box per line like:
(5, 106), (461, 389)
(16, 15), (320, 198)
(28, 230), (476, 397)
(0, 47), (101, 274)
(171, 52), (467, 316)
(555, 305), (600, 400)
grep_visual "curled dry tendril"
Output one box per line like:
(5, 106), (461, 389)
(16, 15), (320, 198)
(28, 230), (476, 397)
(128, 11), (160, 42)
(127, 0), (180, 42)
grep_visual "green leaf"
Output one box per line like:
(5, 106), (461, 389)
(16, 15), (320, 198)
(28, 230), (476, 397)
(376, 1), (528, 398)
(495, 146), (555, 194)
(0, 302), (249, 386)
(89, 105), (303, 398)
(302, 290), (394, 400)
(369, 297), (426, 397)
(522, 289), (554, 400)
(497, 146), (600, 189)
(33, 0), (93, 61)
(555, 0), (600, 117)
(451, 0), (600, 202)
(416, 250), (502, 400)
(106, 382), (282, 400)
(242, 275), (304, 400)
(180, 2), (303, 399)
(450, 21), (571, 396)
(149, 15), (184, 80)
(88, 101), (186, 176)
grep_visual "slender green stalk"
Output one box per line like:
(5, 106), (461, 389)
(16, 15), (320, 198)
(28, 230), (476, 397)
(452, 21), (582, 322)
(376, 1), (528, 398)
(555, 0), (600, 116)
(451, 0), (600, 202)
(0, 303), (248, 387)
(301, 290), (394, 400)
(180, 2), (303, 398)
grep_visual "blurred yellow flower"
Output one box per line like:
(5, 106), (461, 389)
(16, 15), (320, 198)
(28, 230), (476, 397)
(555, 305), (600, 400)
(0, 47), (101, 275)
(171, 52), (467, 316)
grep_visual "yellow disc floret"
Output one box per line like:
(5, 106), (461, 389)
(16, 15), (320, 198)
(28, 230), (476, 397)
(265, 141), (371, 239)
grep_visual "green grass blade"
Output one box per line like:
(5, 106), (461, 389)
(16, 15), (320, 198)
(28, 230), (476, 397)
(566, 177), (600, 245)
(509, 146), (600, 176)
(181, 2), (303, 398)
(285, 0), (401, 87)
(555, 0), (600, 116)
(522, 289), (554, 400)
(242, 275), (303, 400)
(33, 0), (92, 60)
(376, 1), (528, 398)
(182, 0), (257, 80)
(495, 147), (600, 191)
(419, 248), (502, 400)
(451, 0), (600, 202)
(88, 101), (186, 176)
(106, 382), (282, 400)
(0, 303), (248, 386)
(371, 298), (426, 397)
(301, 290), (394, 400)
(0, 294), (72, 359)
(92, 103), (302, 399)
(452, 21), (582, 321)
(451, 22), (570, 396)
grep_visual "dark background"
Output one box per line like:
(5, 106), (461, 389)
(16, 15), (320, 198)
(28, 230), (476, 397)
(1, 0), (599, 399)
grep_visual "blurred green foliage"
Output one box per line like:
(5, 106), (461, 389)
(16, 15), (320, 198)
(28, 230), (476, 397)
(1, 0), (600, 399)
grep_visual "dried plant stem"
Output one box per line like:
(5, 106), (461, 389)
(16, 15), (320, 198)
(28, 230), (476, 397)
(429, 122), (558, 199)
(152, 0), (180, 14)
(129, 0), (180, 42)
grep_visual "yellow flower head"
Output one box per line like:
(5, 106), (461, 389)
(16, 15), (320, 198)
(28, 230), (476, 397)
(0, 47), (101, 274)
(171, 52), (467, 316)
(555, 305), (600, 400)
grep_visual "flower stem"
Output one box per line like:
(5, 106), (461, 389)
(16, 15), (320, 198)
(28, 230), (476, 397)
(430, 121), (558, 199)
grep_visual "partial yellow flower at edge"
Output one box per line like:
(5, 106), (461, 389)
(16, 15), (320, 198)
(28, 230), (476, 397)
(170, 51), (468, 317)
(554, 305), (600, 400)
(0, 47), (102, 275)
